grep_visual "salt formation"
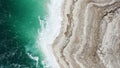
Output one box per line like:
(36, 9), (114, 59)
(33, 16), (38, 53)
(52, 0), (120, 68)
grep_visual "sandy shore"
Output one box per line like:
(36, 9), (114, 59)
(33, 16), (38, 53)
(52, 0), (120, 68)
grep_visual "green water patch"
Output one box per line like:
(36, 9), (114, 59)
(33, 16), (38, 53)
(0, 0), (48, 68)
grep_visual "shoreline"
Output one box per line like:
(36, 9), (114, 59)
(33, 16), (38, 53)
(38, 0), (64, 68)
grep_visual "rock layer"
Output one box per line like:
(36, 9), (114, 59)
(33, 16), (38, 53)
(52, 0), (120, 68)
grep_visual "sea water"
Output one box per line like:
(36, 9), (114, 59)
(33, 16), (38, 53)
(0, 0), (63, 68)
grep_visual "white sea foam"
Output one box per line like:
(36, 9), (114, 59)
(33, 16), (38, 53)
(37, 0), (63, 68)
(27, 53), (39, 67)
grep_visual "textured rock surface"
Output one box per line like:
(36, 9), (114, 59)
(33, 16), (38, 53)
(52, 0), (120, 68)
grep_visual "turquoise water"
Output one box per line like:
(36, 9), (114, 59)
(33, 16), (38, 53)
(0, 0), (49, 68)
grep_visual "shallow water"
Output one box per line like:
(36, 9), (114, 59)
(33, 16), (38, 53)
(0, 0), (47, 68)
(0, 0), (63, 68)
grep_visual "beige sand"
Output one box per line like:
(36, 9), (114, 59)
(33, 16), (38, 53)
(52, 0), (120, 68)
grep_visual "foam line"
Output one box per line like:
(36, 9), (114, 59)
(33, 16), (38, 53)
(37, 0), (63, 68)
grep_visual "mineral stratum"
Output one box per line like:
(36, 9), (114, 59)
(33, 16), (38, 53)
(52, 0), (120, 68)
